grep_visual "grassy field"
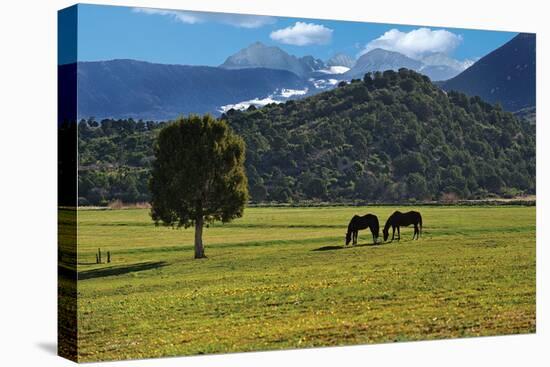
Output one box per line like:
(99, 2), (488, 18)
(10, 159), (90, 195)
(73, 206), (535, 362)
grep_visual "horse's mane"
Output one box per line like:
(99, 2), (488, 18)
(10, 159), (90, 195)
(347, 215), (359, 231)
(383, 211), (401, 232)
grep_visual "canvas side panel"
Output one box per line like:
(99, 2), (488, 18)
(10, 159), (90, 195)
(58, 4), (78, 362)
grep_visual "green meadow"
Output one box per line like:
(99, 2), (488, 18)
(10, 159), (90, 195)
(73, 206), (535, 361)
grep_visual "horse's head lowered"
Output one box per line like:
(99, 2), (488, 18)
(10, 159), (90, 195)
(383, 227), (389, 242)
(345, 231), (352, 246)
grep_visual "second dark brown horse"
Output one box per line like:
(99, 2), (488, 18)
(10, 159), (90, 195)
(383, 211), (422, 242)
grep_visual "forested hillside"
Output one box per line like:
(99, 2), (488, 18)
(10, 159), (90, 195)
(78, 69), (535, 205)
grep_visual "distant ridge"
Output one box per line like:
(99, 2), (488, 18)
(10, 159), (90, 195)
(440, 33), (535, 112)
(73, 59), (309, 120)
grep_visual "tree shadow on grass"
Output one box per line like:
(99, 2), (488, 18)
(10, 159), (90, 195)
(312, 242), (383, 251)
(78, 261), (168, 280)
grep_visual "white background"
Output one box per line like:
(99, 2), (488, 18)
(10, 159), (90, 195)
(0, 0), (547, 365)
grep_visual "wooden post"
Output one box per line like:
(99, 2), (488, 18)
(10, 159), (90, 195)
(96, 253), (99, 264)
(107, 251), (111, 263)
(98, 248), (102, 264)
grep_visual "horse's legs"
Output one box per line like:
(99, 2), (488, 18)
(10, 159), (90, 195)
(391, 226), (395, 242)
(397, 226), (401, 241)
(413, 224), (418, 240)
(353, 230), (357, 245)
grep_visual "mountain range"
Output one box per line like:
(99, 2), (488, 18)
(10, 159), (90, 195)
(221, 42), (470, 81)
(65, 34), (535, 120)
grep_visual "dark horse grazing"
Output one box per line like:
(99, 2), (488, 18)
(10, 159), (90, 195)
(383, 211), (422, 242)
(345, 214), (379, 246)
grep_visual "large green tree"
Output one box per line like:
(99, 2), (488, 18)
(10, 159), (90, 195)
(149, 115), (248, 258)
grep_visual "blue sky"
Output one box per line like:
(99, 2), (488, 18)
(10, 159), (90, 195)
(62, 3), (517, 66)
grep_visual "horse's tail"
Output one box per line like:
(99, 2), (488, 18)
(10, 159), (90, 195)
(372, 216), (380, 241)
(419, 213), (423, 237)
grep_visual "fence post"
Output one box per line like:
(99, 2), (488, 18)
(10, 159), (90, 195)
(107, 251), (111, 263)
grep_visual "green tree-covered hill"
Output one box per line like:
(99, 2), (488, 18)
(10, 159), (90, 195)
(77, 69), (535, 205)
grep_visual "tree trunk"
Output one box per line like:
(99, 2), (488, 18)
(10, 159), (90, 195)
(194, 216), (206, 259)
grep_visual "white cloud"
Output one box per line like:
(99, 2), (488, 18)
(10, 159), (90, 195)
(270, 22), (333, 46)
(133, 8), (276, 28)
(361, 28), (463, 59)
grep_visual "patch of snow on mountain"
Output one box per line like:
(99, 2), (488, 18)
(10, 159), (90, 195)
(280, 88), (308, 98)
(310, 78), (339, 89)
(318, 66), (351, 74)
(461, 59), (474, 70)
(219, 87), (309, 113)
(219, 97), (279, 113)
